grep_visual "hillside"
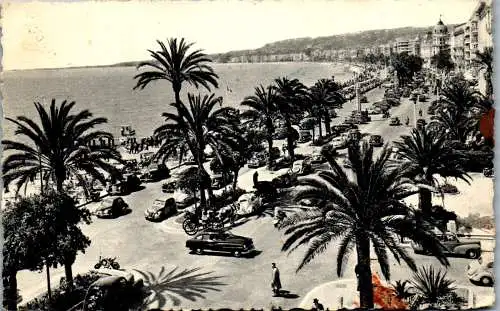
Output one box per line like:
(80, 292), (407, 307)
(211, 25), (450, 62)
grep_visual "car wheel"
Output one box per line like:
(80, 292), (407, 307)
(466, 249), (480, 259)
(480, 276), (493, 286)
(195, 248), (204, 255)
(233, 250), (242, 258)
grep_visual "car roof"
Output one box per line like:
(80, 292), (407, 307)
(91, 275), (125, 287)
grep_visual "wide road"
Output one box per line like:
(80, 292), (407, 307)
(16, 88), (493, 309)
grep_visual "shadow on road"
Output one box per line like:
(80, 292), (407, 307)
(276, 289), (300, 299)
(134, 266), (227, 308)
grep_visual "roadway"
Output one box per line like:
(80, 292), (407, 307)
(16, 87), (494, 310)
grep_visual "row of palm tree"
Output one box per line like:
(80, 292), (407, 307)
(2, 100), (123, 289)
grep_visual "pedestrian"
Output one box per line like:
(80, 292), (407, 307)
(312, 298), (325, 311)
(419, 109), (422, 117)
(271, 263), (282, 296)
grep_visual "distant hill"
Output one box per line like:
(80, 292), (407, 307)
(210, 25), (455, 62)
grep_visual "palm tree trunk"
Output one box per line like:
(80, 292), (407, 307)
(418, 188), (433, 215)
(317, 117), (323, 138)
(356, 235), (374, 309)
(324, 112), (331, 135)
(311, 127), (316, 142)
(485, 71), (493, 99)
(266, 135), (274, 169)
(3, 269), (18, 311)
(46, 262), (52, 302)
(232, 168), (239, 197)
(285, 117), (295, 161)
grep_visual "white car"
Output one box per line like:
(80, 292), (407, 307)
(330, 137), (348, 149)
(467, 254), (495, 286)
(235, 193), (261, 216)
(90, 268), (144, 289)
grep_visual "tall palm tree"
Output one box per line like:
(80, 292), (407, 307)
(241, 85), (278, 168)
(274, 77), (308, 161)
(278, 142), (448, 308)
(309, 78), (344, 136)
(2, 99), (121, 287)
(394, 127), (470, 215)
(134, 38), (219, 109)
(474, 47), (493, 99)
(154, 93), (242, 210)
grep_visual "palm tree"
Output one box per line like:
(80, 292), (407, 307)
(241, 85), (278, 168)
(409, 265), (466, 309)
(134, 38), (219, 109)
(394, 127), (470, 215)
(154, 93), (242, 210)
(278, 142), (448, 308)
(309, 78), (344, 136)
(274, 77), (308, 161)
(474, 47), (493, 99)
(2, 99), (121, 287)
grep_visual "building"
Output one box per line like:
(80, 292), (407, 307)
(451, 23), (467, 71)
(432, 18), (451, 56)
(474, 0), (493, 52)
(395, 38), (411, 54)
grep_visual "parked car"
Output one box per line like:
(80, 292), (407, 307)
(467, 254), (494, 286)
(412, 232), (481, 259)
(368, 135), (384, 147)
(81, 270), (144, 311)
(235, 193), (260, 215)
(331, 125), (350, 136)
(290, 159), (312, 176)
(272, 172), (297, 189)
(247, 156), (266, 168)
(185, 230), (255, 257)
(298, 130), (312, 143)
(140, 163), (170, 182)
(273, 127), (288, 140)
(94, 197), (130, 219)
(418, 94), (427, 102)
(161, 179), (177, 193)
(173, 190), (197, 208)
(144, 197), (177, 222)
(90, 268), (144, 289)
(389, 117), (401, 126)
(330, 137), (348, 149)
(310, 152), (327, 165)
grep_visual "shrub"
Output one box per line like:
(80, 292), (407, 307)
(212, 187), (246, 210)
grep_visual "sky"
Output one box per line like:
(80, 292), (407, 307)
(2, 0), (479, 71)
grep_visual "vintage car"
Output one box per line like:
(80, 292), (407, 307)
(247, 155), (266, 168)
(389, 117), (401, 126)
(467, 254), (494, 286)
(94, 197), (130, 219)
(298, 130), (312, 143)
(369, 135), (384, 147)
(310, 152), (327, 165)
(172, 190), (198, 209)
(330, 137), (348, 149)
(139, 163), (170, 183)
(185, 230), (255, 257)
(161, 179), (177, 193)
(412, 232), (481, 259)
(289, 159), (312, 176)
(144, 197), (177, 222)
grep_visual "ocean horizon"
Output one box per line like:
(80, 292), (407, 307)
(2, 62), (356, 140)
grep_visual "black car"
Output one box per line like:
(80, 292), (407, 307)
(186, 231), (255, 257)
(94, 197), (130, 219)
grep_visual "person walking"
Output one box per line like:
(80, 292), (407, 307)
(271, 263), (282, 296)
(418, 109), (423, 117)
(312, 298), (325, 311)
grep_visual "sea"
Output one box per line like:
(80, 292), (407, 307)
(2, 62), (355, 140)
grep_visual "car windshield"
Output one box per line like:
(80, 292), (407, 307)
(153, 200), (165, 207)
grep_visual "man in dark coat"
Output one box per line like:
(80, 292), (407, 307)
(271, 263), (281, 296)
